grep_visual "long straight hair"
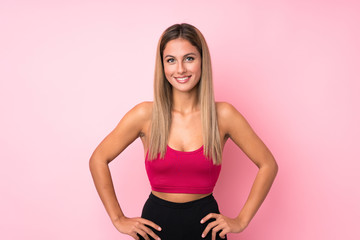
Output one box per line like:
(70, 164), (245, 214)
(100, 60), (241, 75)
(148, 23), (222, 165)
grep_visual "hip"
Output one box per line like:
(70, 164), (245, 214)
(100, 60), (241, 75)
(139, 192), (226, 240)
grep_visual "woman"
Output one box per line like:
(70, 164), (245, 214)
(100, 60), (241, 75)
(89, 23), (278, 240)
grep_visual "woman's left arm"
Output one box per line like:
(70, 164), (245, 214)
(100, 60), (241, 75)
(201, 102), (278, 239)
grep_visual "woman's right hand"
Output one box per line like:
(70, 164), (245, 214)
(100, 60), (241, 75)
(113, 216), (162, 240)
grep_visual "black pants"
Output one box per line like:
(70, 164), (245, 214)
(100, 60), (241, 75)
(139, 193), (227, 240)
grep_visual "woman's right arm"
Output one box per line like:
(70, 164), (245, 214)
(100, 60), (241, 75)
(89, 102), (161, 240)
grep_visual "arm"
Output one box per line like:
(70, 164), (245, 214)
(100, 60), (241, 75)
(201, 102), (278, 239)
(89, 102), (161, 240)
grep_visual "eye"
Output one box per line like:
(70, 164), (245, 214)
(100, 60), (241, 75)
(185, 56), (194, 61)
(166, 58), (175, 63)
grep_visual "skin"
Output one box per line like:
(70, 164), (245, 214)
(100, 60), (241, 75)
(89, 38), (278, 240)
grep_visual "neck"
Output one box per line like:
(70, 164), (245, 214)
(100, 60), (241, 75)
(171, 87), (199, 114)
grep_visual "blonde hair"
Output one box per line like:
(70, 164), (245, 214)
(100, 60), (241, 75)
(148, 23), (222, 165)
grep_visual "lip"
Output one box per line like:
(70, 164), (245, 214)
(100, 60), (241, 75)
(174, 75), (191, 83)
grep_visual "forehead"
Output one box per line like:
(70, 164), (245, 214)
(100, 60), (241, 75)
(163, 38), (200, 56)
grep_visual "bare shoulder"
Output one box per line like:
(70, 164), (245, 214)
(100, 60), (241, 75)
(115, 101), (153, 136)
(89, 101), (153, 163)
(215, 101), (248, 136)
(130, 101), (153, 120)
(216, 101), (238, 116)
(216, 101), (245, 121)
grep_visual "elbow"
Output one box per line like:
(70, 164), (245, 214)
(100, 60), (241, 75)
(268, 158), (279, 178)
(260, 157), (278, 177)
(89, 154), (109, 172)
(272, 160), (279, 177)
(89, 157), (97, 173)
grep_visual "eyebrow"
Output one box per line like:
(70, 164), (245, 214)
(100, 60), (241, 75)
(164, 53), (197, 59)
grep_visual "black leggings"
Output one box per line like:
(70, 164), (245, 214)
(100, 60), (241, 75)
(139, 192), (227, 240)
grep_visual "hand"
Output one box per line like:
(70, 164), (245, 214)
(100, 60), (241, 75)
(200, 213), (247, 239)
(113, 216), (162, 240)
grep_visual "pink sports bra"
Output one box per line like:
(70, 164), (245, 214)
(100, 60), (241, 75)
(145, 145), (221, 194)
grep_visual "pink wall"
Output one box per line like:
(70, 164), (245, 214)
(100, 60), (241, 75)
(1, 0), (359, 239)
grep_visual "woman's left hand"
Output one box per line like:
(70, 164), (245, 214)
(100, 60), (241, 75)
(200, 213), (247, 239)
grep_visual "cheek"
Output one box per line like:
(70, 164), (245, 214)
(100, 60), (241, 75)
(192, 62), (202, 75)
(164, 65), (173, 76)
(163, 67), (174, 82)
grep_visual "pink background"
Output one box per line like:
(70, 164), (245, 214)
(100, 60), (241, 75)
(1, 0), (359, 239)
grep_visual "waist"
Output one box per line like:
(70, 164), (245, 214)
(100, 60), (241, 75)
(149, 191), (214, 207)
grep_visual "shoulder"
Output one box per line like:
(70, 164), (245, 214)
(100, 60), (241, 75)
(112, 101), (153, 135)
(215, 101), (247, 134)
(215, 101), (240, 118)
(120, 101), (153, 127)
(125, 101), (153, 120)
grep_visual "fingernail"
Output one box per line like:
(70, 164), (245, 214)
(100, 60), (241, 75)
(201, 234), (205, 238)
(158, 227), (162, 231)
(200, 220), (203, 224)
(158, 238), (161, 240)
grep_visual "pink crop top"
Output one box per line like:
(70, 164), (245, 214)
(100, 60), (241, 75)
(145, 145), (221, 194)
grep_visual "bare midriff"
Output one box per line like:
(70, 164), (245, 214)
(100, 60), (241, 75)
(152, 191), (212, 203)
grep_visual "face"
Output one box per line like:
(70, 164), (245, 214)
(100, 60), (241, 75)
(163, 38), (202, 93)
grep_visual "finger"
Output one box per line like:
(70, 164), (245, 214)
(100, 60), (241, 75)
(129, 232), (139, 240)
(138, 218), (162, 232)
(202, 220), (219, 238)
(212, 228), (217, 240)
(211, 226), (225, 240)
(211, 226), (224, 240)
(218, 226), (230, 238)
(135, 228), (150, 240)
(219, 232), (227, 239)
(212, 224), (225, 234)
(201, 213), (218, 224)
(212, 224), (226, 240)
(137, 224), (161, 240)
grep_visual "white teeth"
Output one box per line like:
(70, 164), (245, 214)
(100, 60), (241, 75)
(176, 77), (189, 80)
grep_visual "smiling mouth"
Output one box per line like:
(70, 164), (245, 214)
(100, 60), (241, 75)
(175, 76), (191, 83)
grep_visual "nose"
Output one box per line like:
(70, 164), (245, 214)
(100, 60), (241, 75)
(177, 62), (186, 74)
